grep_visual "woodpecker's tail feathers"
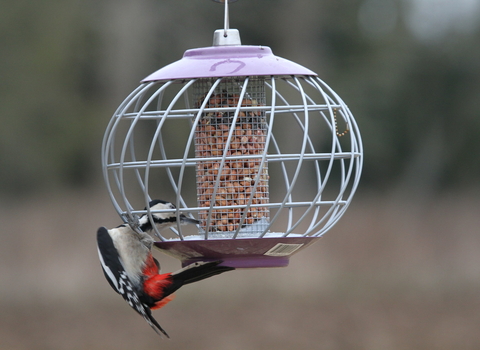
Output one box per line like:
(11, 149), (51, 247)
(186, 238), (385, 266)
(172, 261), (235, 285)
(142, 306), (170, 338)
(123, 278), (170, 338)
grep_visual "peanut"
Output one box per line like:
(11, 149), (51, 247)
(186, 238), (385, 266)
(194, 92), (270, 232)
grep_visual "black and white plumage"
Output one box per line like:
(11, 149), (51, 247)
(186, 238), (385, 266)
(96, 200), (235, 338)
(137, 199), (199, 234)
(97, 226), (169, 337)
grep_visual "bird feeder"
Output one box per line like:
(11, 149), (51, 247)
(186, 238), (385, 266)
(101, 0), (363, 268)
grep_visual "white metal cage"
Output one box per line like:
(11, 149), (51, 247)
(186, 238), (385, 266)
(102, 76), (362, 232)
(101, 28), (362, 268)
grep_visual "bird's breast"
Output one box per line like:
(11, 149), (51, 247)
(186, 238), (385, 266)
(108, 227), (151, 286)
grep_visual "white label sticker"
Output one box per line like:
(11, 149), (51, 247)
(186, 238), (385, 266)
(264, 243), (304, 257)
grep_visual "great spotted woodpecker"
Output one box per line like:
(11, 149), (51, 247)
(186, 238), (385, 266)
(96, 199), (235, 337)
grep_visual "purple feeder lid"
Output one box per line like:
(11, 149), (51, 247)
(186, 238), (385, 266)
(142, 45), (317, 82)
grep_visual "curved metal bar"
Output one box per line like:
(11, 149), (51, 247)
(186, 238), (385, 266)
(277, 77), (335, 235)
(303, 77), (363, 236)
(260, 76), (310, 236)
(144, 80), (197, 241)
(154, 80), (199, 239)
(189, 78), (224, 238)
(102, 82), (157, 223)
(261, 78), (295, 234)
(206, 77), (251, 237)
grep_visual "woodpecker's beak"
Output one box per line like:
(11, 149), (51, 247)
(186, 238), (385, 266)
(179, 214), (199, 225)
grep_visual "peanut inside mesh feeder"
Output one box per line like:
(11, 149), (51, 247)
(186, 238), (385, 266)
(194, 78), (270, 236)
(101, 4), (363, 268)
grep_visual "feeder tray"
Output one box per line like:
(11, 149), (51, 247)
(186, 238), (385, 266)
(101, 3), (363, 268)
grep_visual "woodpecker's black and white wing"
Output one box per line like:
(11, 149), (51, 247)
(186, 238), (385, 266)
(96, 227), (169, 338)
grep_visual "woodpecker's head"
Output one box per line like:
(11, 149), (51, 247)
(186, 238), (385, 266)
(138, 199), (199, 233)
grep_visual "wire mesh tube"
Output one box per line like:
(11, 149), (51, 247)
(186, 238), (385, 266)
(194, 78), (270, 235)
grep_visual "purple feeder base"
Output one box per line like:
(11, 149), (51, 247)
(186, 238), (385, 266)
(154, 236), (320, 268)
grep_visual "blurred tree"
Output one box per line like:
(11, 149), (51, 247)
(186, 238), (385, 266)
(0, 0), (479, 197)
(312, 0), (480, 194)
(0, 0), (106, 195)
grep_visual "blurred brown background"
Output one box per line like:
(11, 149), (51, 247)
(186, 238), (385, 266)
(1, 0), (479, 349)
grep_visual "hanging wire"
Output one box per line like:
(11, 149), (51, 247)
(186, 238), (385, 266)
(224, 0), (229, 36)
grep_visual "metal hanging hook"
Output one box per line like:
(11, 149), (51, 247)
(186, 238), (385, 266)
(211, 0), (241, 46)
(211, 0), (238, 36)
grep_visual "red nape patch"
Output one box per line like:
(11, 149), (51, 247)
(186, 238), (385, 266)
(151, 294), (176, 310)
